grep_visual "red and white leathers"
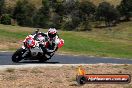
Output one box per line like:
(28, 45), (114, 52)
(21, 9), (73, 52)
(44, 32), (60, 52)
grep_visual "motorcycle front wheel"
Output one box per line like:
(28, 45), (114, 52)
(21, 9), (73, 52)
(12, 48), (26, 63)
(38, 55), (50, 62)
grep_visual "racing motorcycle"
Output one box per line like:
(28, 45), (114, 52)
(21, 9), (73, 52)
(12, 29), (64, 63)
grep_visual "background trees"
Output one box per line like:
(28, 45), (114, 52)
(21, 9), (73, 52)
(33, 0), (50, 28)
(0, 0), (4, 16)
(0, 0), (132, 31)
(1, 14), (11, 25)
(117, 0), (132, 21)
(95, 2), (120, 27)
(78, 1), (96, 31)
(79, 1), (96, 21)
(13, 0), (36, 26)
(61, 0), (80, 30)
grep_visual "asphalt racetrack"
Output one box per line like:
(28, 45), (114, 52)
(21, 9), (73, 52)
(0, 52), (132, 65)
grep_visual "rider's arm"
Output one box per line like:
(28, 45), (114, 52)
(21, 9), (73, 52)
(31, 29), (39, 35)
(54, 35), (60, 45)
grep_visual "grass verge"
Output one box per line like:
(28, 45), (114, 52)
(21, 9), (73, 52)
(0, 22), (132, 59)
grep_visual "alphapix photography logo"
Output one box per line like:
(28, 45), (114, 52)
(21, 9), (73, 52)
(76, 65), (131, 85)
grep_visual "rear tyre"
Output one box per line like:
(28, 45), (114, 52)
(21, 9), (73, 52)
(12, 48), (26, 63)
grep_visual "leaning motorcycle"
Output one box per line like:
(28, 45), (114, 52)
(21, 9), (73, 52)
(12, 29), (64, 63)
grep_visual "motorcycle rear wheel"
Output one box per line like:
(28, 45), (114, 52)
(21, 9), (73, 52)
(12, 48), (26, 63)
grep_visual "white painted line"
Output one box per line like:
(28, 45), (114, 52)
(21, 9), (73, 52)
(0, 64), (130, 70)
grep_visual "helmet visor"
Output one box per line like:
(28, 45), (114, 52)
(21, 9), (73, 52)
(48, 33), (56, 38)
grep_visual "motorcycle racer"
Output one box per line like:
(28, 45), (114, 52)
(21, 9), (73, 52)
(45, 28), (60, 52)
(32, 28), (60, 52)
(32, 28), (60, 58)
(12, 28), (64, 62)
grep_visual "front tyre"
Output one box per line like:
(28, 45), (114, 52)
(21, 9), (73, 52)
(12, 48), (26, 63)
(38, 56), (50, 62)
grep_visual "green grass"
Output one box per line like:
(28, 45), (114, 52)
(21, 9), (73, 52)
(0, 22), (132, 59)
(60, 31), (132, 59)
(0, 29), (28, 39)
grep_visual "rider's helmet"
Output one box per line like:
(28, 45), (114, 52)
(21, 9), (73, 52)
(48, 28), (57, 39)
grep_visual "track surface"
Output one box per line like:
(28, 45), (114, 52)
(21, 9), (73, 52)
(0, 52), (132, 65)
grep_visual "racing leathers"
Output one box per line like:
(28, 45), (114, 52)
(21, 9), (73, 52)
(44, 32), (60, 53)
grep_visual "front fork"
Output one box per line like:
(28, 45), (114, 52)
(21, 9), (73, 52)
(21, 45), (30, 58)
